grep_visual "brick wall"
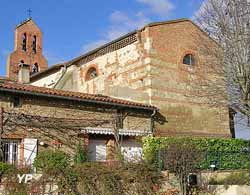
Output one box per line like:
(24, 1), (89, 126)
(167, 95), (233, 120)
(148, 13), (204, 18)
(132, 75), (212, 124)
(7, 19), (48, 80)
(147, 21), (230, 137)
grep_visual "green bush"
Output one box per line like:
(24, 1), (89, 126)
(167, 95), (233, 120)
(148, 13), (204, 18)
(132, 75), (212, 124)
(34, 149), (70, 174)
(143, 137), (250, 170)
(0, 162), (15, 177)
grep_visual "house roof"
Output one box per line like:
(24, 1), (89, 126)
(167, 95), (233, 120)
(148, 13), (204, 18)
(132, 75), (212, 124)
(0, 80), (157, 111)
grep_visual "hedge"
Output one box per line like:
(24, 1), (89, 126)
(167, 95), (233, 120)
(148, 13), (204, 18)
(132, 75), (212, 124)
(142, 137), (250, 170)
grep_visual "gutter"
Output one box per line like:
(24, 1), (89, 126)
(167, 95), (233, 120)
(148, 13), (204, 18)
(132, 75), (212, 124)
(150, 109), (157, 135)
(0, 88), (157, 112)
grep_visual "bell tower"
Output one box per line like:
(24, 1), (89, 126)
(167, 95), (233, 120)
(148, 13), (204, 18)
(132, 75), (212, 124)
(6, 18), (48, 80)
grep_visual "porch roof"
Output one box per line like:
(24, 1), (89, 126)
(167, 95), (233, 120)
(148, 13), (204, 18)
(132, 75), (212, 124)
(81, 127), (152, 137)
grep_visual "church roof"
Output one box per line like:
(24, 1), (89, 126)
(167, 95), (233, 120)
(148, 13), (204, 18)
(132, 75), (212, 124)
(16, 17), (33, 28)
(0, 79), (157, 111)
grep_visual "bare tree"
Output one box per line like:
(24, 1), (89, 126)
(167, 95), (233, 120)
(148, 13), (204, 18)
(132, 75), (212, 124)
(161, 142), (204, 195)
(194, 0), (250, 121)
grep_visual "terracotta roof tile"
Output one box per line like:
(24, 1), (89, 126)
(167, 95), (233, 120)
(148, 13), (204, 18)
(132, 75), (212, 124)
(0, 80), (157, 110)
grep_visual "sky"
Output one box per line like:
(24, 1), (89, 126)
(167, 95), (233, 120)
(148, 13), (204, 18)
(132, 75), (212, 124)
(0, 0), (204, 76)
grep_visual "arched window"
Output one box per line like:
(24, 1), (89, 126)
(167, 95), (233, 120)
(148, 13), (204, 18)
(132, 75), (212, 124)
(31, 63), (39, 74)
(20, 60), (24, 64)
(22, 33), (27, 51)
(183, 54), (195, 66)
(32, 35), (37, 53)
(86, 67), (98, 81)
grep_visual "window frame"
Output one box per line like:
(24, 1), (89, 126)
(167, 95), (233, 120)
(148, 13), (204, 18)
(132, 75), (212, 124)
(2, 139), (20, 165)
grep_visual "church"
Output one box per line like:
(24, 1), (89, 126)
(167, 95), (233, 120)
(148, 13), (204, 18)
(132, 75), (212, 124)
(1, 16), (233, 165)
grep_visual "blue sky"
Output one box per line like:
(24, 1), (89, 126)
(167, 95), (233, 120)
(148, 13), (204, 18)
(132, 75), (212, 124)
(0, 0), (204, 76)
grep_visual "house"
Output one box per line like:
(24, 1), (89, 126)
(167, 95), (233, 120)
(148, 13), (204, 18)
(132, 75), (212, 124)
(0, 65), (161, 165)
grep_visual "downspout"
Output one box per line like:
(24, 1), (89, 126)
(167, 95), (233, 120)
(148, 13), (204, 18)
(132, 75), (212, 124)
(150, 109), (157, 136)
(53, 64), (67, 89)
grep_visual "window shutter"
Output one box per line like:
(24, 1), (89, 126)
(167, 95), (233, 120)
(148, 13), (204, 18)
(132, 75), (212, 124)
(121, 140), (142, 162)
(23, 138), (37, 166)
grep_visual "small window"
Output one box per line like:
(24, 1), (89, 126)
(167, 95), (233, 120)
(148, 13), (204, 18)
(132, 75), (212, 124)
(32, 35), (37, 53)
(86, 67), (98, 81)
(31, 63), (39, 74)
(22, 33), (27, 52)
(12, 97), (21, 108)
(2, 140), (19, 164)
(183, 54), (195, 66)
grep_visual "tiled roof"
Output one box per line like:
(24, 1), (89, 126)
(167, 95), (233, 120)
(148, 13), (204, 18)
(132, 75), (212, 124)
(0, 80), (157, 111)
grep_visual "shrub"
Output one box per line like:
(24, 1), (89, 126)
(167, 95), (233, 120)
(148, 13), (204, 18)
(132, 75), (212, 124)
(143, 137), (250, 170)
(34, 150), (70, 174)
(0, 162), (15, 178)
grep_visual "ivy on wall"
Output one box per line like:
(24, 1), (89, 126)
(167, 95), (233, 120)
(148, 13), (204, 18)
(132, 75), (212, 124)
(143, 137), (250, 170)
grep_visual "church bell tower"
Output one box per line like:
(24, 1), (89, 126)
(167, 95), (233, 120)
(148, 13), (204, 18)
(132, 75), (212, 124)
(6, 17), (48, 80)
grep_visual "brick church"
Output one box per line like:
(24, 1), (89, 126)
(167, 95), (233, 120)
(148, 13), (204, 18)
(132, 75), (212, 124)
(6, 17), (232, 138)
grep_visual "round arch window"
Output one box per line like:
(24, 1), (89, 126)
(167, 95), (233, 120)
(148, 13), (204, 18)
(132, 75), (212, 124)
(183, 54), (195, 66)
(86, 67), (98, 81)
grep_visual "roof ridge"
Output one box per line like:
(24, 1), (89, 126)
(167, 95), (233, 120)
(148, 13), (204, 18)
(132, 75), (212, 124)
(16, 17), (33, 28)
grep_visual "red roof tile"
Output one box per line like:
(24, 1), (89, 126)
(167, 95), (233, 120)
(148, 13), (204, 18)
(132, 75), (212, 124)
(0, 80), (157, 110)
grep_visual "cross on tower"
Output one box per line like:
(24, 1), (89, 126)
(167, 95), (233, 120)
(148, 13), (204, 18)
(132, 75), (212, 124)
(27, 9), (32, 18)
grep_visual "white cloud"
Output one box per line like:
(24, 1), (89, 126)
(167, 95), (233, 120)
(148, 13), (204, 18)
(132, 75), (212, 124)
(81, 11), (150, 53)
(81, 0), (175, 53)
(136, 0), (175, 18)
(81, 39), (108, 53)
(108, 11), (150, 39)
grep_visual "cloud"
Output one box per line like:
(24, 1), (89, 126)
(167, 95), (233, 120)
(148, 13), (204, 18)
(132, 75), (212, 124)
(81, 11), (150, 53)
(136, 0), (175, 18)
(108, 11), (150, 39)
(81, 0), (175, 53)
(81, 39), (108, 53)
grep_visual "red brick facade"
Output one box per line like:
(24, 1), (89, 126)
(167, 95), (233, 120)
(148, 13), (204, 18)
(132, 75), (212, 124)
(7, 18), (48, 80)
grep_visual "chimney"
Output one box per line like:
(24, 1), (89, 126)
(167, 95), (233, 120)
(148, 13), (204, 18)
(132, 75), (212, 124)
(18, 63), (30, 83)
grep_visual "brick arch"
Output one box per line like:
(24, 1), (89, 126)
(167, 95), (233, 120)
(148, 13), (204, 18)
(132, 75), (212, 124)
(180, 50), (198, 66)
(84, 64), (100, 81)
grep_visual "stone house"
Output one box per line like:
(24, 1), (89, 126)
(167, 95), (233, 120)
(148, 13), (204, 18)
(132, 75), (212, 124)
(27, 19), (231, 138)
(0, 66), (160, 166)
